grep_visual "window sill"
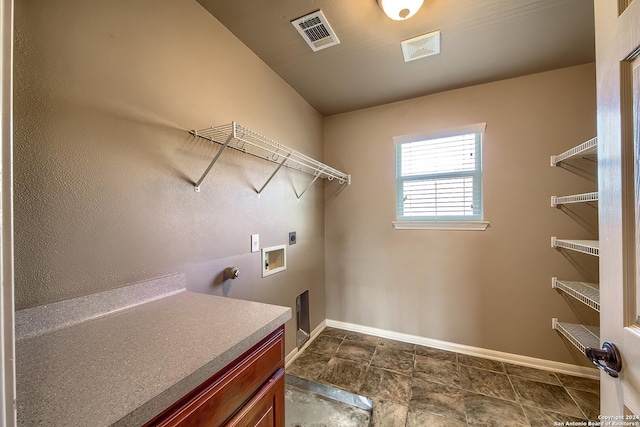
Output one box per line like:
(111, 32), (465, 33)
(392, 221), (490, 231)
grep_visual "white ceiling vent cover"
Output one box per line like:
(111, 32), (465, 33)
(291, 10), (340, 52)
(401, 30), (440, 62)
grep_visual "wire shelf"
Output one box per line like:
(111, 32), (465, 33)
(190, 121), (351, 193)
(550, 137), (598, 166)
(551, 237), (599, 257)
(552, 278), (600, 311)
(551, 192), (598, 207)
(552, 319), (599, 355)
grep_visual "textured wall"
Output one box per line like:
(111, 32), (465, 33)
(324, 64), (599, 365)
(14, 0), (326, 354)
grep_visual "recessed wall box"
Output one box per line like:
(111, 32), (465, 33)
(262, 245), (287, 277)
(296, 290), (310, 348)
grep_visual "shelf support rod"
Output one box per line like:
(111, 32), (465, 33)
(296, 170), (324, 199)
(257, 153), (291, 196)
(194, 133), (234, 193)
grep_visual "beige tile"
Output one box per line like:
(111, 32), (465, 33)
(359, 367), (412, 405)
(415, 345), (457, 362)
(556, 373), (600, 393)
(409, 377), (467, 423)
(414, 354), (462, 388)
(511, 377), (584, 418)
(335, 340), (377, 364)
(288, 329), (601, 427)
(522, 405), (586, 427)
(406, 408), (465, 427)
(317, 357), (367, 394)
(377, 337), (415, 353)
(319, 327), (349, 340)
(459, 365), (516, 401)
(304, 334), (343, 357)
(286, 351), (331, 381)
(369, 399), (409, 427)
(566, 387), (599, 420)
(464, 393), (529, 426)
(458, 353), (505, 373)
(504, 363), (561, 385)
(344, 331), (381, 346)
(371, 347), (414, 376)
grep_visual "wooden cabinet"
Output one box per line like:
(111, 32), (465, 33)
(226, 369), (284, 427)
(145, 326), (285, 427)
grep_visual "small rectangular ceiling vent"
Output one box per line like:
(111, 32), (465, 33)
(401, 30), (441, 62)
(291, 10), (340, 52)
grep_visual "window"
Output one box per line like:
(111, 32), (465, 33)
(393, 123), (488, 230)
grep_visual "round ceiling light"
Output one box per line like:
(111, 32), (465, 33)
(377, 0), (424, 21)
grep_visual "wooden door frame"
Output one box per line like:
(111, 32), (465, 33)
(0, 0), (15, 424)
(595, 0), (640, 415)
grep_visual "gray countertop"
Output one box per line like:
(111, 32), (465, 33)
(15, 274), (291, 426)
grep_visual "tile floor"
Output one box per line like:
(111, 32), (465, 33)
(286, 327), (600, 427)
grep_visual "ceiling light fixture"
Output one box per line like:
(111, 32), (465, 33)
(377, 0), (424, 21)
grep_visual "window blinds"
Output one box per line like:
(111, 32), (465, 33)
(395, 124), (484, 221)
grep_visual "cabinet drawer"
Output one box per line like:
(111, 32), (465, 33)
(148, 327), (284, 427)
(226, 368), (284, 427)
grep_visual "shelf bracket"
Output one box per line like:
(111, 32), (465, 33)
(296, 170), (324, 200)
(257, 153), (291, 196)
(189, 122), (350, 197)
(194, 132), (234, 193)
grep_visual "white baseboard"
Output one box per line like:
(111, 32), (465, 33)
(285, 320), (327, 368)
(325, 319), (599, 380)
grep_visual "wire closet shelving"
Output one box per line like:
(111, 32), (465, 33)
(551, 191), (598, 208)
(551, 237), (599, 257)
(550, 137), (597, 166)
(552, 319), (600, 356)
(552, 278), (600, 312)
(550, 136), (601, 360)
(190, 121), (351, 197)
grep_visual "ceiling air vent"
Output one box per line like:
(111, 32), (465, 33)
(291, 10), (340, 52)
(401, 30), (441, 62)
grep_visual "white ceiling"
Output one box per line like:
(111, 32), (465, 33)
(196, 0), (595, 116)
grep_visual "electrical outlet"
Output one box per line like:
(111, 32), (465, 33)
(251, 234), (259, 253)
(289, 232), (296, 245)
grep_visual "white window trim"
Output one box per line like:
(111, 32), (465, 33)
(393, 123), (487, 145)
(392, 220), (490, 231)
(393, 123), (489, 231)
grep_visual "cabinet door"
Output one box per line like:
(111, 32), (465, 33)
(145, 327), (284, 427)
(226, 369), (284, 427)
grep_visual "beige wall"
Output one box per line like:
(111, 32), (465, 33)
(13, 0), (326, 354)
(324, 63), (599, 365)
(14, 0), (599, 366)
